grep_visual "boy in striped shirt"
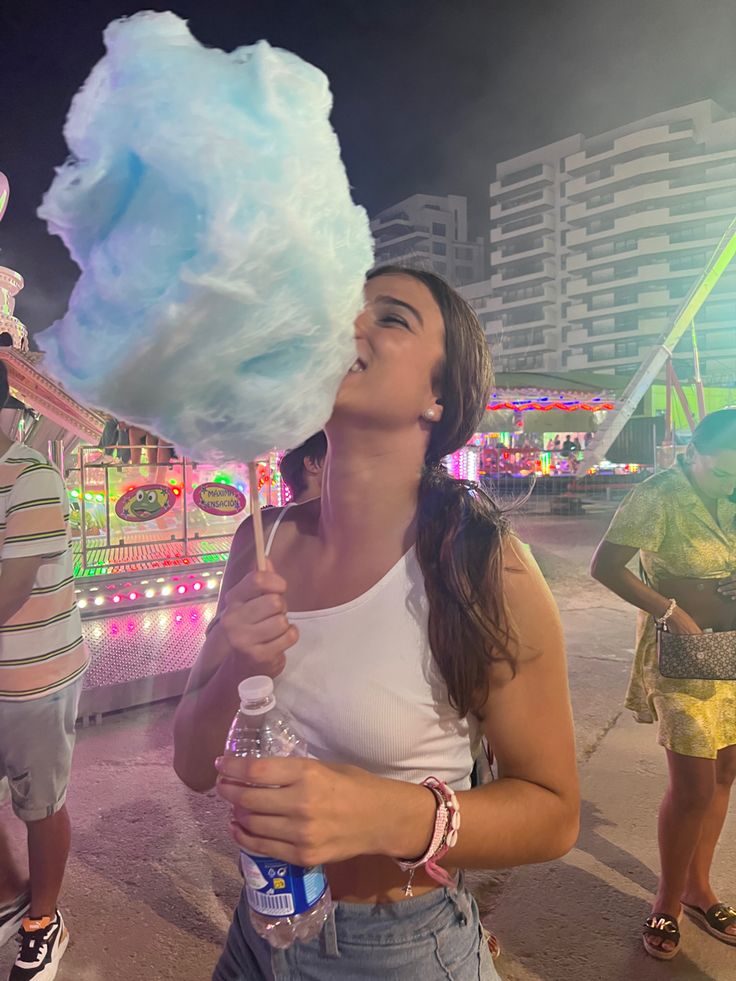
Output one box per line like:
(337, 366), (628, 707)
(0, 361), (88, 980)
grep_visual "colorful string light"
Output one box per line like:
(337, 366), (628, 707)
(486, 401), (614, 412)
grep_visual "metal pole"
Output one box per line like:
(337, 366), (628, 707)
(653, 422), (658, 474)
(80, 447), (88, 572)
(181, 457), (189, 559)
(47, 439), (65, 474)
(669, 361), (697, 432)
(104, 464), (111, 549)
(691, 320), (707, 422)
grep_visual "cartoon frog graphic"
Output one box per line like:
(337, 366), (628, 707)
(116, 484), (176, 522)
(131, 487), (169, 517)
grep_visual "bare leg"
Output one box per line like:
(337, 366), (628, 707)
(0, 819), (27, 904)
(649, 749), (716, 953)
(146, 435), (159, 467)
(682, 744), (736, 937)
(127, 427), (145, 467)
(26, 805), (71, 918)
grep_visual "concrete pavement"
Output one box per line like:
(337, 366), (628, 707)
(488, 710), (735, 981)
(1, 505), (734, 979)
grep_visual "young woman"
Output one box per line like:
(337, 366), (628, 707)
(591, 409), (736, 960)
(174, 267), (579, 980)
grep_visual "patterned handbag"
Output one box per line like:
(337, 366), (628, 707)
(658, 627), (736, 681)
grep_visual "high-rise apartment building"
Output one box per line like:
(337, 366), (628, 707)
(370, 193), (486, 287)
(474, 101), (736, 383)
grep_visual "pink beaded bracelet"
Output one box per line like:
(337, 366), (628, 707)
(396, 776), (461, 896)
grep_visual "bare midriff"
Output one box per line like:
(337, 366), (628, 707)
(325, 855), (452, 903)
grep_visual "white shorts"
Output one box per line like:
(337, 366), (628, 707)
(0, 679), (81, 822)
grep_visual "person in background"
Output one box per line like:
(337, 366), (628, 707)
(278, 431), (327, 504)
(561, 434), (576, 457)
(591, 409), (736, 961)
(0, 361), (88, 980)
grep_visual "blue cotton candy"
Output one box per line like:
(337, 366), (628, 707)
(37, 11), (373, 463)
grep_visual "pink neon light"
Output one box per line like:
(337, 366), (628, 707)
(176, 585), (187, 594)
(129, 592), (138, 601)
(112, 595), (121, 604)
(192, 581), (203, 591)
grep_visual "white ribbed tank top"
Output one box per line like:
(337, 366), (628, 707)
(264, 507), (480, 791)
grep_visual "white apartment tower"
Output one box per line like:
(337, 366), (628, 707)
(481, 101), (736, 383)
(478, 135), (582, 373)
(370, 193), (486, 287)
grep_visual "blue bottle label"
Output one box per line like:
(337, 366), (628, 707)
(241, 852), (328, 917)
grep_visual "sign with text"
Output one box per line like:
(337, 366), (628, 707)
(193, 482), (247, 517)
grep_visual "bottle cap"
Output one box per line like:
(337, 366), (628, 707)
(238, 675), (275, 707)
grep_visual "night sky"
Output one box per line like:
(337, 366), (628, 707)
(2, 0), (736, 336)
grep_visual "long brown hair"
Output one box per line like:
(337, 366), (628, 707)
(367, 265), (514, 717)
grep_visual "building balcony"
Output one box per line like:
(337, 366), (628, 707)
(565, 205), (734, 248)
(566, 262), (678, 298)
(564, 123), (695, 176)
(567, 289), (673, 322)
(566, 318), (665, 346)
(501, 335), (553, 353)
(490, 162), (556, 200)
(484, 311), (559, 334)
(543, 352), (563, 372)
(491, 258), (557, 290)
(565, 148), (736, 199)
(567, 209), (668, 247)
(491, 234), (556, 267)
(491, 212), (555, 244)
(565, 352), (590, 370)
(487, 283), (557, 312)
(566, 234), (672, 271)
(565, 345), (657, 371)
(566, 180), (672, 224)
(490, 186), (555, 221)
(638, 317), (668, 333)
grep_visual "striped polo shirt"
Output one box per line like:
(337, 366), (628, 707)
(0, 443), (88, 700)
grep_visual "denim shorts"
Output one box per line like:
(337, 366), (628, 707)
(213, 874), (502, 980)
(0, 679), (81, 822)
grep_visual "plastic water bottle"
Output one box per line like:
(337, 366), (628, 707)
(224, 675), (332, 948)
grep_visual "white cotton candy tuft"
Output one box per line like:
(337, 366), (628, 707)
(37, 11), (374, 463)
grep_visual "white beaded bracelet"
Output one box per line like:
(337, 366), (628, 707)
(655, 597), (677, 627)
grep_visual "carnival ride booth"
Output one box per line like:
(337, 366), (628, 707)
(444, 372), (648, 511)
(1, 346), (283, 721)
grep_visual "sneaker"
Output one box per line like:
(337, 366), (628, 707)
(9, 912), (68, 980)
(0, 894), (29, 948)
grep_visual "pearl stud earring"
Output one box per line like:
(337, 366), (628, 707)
(423, 408), (437, 420)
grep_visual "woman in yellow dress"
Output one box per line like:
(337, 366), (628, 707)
(591, 408), (736, 961)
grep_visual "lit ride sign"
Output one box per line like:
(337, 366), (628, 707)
(193, 482), (246, 517)
(115, 485), (177, 522)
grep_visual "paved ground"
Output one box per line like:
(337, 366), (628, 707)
(1, 505), (734, 980)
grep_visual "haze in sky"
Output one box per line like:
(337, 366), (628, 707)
(2, 0), (736, 334)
